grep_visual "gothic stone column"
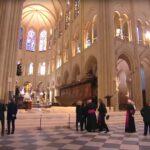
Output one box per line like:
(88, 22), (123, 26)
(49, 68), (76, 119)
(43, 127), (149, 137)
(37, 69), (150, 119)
(0, 0), (24, 102)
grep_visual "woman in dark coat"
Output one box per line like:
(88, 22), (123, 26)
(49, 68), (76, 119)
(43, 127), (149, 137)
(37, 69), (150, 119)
(86, 99), (97, 132)
(125, 99), (136, 133)
(140, 102), (150, 136)
(76, 101), (84, 131)
(7, 98), (18, 134)
(98, 100), (109, 133)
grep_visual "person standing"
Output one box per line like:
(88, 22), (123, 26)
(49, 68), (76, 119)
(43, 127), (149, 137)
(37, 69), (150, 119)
(7, 98), (18, 134)
(125, 99), (136, 133)
(76, 100), (84, 131)
(98, 100), (109, 133)
(140, 101), (150, 136)
(0, 100), (6, 136)
(86, 99), (97, 132)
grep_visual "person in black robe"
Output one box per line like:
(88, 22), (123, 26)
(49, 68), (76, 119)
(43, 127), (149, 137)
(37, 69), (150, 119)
(7, 98), (18, 134)
(76, 100), (84, 131)
(125, 99), (136, 133)
(140, 101), (150, 136)
(98, 100), (109, 133)
(86, 99), (97, 132)
(0, 100), (6, 136)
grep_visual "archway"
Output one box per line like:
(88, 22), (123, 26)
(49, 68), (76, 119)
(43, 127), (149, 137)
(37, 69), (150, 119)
(117, 57), (132, 110)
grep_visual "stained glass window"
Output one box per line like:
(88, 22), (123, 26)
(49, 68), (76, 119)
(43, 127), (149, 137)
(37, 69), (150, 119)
(26, 29), (36, 51)
(19, 27), (23, 49)
(39, 30), (47, 51)
(39, 62), (46, 75)
(85, 25), (92, 48)
(74, 0), (80, 18)
(56, 56), (62, 69)
(28, 63), (34, 75)
(137, 21), (143, 44)
(114, 13), (121, 38)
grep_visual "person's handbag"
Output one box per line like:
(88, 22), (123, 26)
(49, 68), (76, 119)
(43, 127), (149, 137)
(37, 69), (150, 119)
(106, 115), (110, 120)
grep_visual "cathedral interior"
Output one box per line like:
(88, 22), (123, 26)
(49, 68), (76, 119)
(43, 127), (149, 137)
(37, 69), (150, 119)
(0, 0), (150, 110)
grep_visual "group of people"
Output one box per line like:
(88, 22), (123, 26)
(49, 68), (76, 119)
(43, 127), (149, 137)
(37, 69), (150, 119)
(125, 99), (150, 136)
(76, 99), (109, 133)
(76, 98), (150, 136)
(1, 96), (150, 137)
(0, 98), (18, 136)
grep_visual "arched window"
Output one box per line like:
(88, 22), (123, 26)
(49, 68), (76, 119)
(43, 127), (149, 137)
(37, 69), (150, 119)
(39, 30), (47, 51)
(56, 55), (62, 69)
(74, 0), (80, 18)
(28, 62), (34, 75)
(72, 33), (81, 56)
(19, 27), (23, 49)
(114, 12), (121, 38)
(85, 23), (92, 49)
(38, 62), (46, 75)
(122, 15), (130, 41)
(92, 15), (97, 43)
(137, 20), (143, 44)
(65, 0), (71, 29)
(144, 30), (150, 46)
(122, 14), (131, 41)
(26, 29), (36, 51)
(144, 22), (150, 46)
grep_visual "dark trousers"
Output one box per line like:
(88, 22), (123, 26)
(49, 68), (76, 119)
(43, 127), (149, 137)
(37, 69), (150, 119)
(99, 115), (109, 132)
(0, 119), (5, 136)
(7, 119), (15, 134)
(76, 120), (83, 131)
(82, 117), (87, 130)
(144, 122), (150, 135)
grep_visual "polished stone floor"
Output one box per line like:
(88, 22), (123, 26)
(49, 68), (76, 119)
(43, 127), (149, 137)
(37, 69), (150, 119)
(0, 108), (149, 150)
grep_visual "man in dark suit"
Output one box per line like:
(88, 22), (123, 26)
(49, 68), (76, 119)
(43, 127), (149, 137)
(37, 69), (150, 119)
(0, 100), (6, 136)
(7, 98), (18, 134)
(140, 101), (150, 136)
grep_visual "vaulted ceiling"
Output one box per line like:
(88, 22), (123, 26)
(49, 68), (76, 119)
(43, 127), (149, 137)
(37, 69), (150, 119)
(22, 0), (63, 30)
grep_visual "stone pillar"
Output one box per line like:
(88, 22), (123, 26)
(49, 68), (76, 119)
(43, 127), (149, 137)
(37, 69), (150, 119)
(0, 0), (24, 102)
(98, 0), (114, 106)
(129, 0), (143, 109)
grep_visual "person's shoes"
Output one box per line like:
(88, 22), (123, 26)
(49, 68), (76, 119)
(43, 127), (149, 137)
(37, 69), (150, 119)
(11, 132), (14, 134)
(104, 130), (109, 133)
(144, 133), (147, 136)
(7, 132), (10, 135)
